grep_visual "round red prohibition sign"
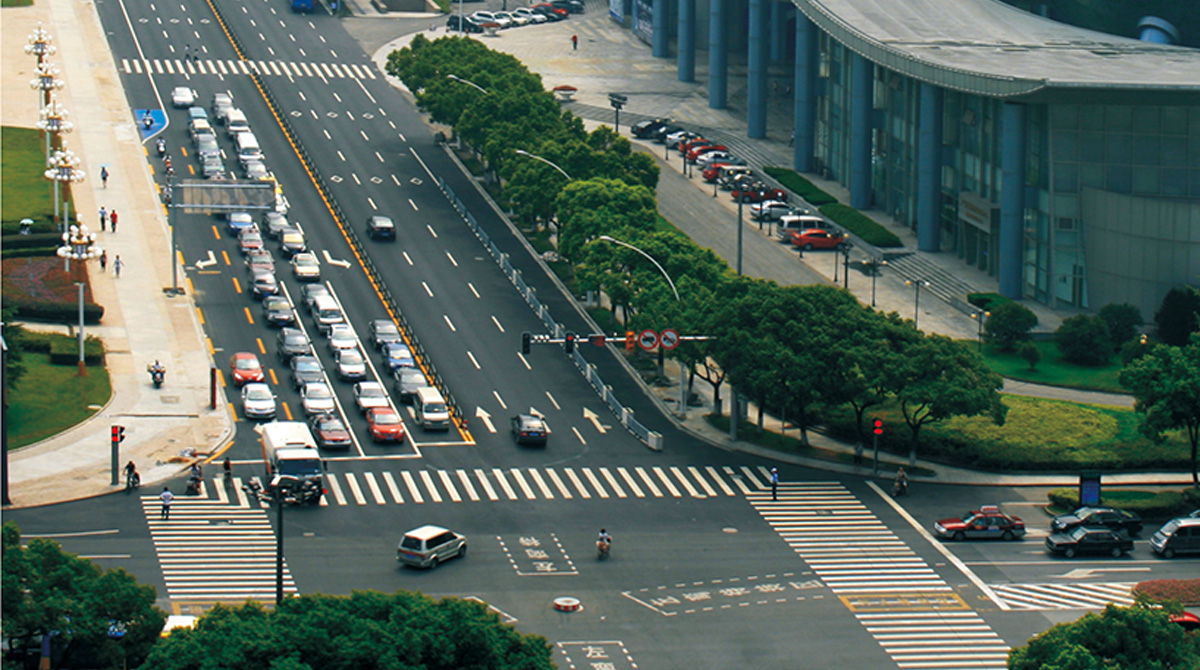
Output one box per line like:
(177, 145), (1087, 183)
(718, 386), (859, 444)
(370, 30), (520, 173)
(659, 328), (680, 350)
(638, 329), (659, 352)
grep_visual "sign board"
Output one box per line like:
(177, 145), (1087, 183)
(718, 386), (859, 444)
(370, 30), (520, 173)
(659, 328), (679, 350)
(638, 329), (659, 352)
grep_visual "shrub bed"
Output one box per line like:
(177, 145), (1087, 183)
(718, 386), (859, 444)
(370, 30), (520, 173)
(818, 204), (903, 248)
(1047, 487), (1200, 519)
(763, 167), (837, 206)
(968, 292), (1013, 311)
(1, 256), (103, 324)
(1133, 579), (1200, 606)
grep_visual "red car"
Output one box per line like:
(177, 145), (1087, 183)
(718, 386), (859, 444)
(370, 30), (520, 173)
(365, 407), (406, 443)
(732, 184), (787, 203)
(1171, 611), (1200, 631)
(678, 138), (714, 155)
(789, 228), (847, 250)
(686, 144), (727, 163)
(933, 505), (1026, 541)
(229, 352), (264, 386)
(308, 413), (352, 450)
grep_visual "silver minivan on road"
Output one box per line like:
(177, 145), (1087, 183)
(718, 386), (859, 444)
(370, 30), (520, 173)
(1150, 516), (1200, 558)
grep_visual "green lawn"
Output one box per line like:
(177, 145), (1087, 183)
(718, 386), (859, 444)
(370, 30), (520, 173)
(5, 353), (112, 449)
(1, 127), (56, 233)
(979, 339), (1126, 393)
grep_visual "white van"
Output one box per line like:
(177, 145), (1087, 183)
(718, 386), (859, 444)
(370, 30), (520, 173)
(235, 131), (262, 166)
(413, 387), (450, 431)
(396, 525), (466, 568)
(226, 109), (250, 138)
(310, 295), (344, 334)
(774, 215), (826, 242)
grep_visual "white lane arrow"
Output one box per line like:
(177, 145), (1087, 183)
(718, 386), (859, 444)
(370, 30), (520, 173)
(195, 250), (217, 269)
(474, 407), (497, 433)
(1054, 567), (1151, 579)
(583, 407), (610, 434)
(322, 250), (351, 269)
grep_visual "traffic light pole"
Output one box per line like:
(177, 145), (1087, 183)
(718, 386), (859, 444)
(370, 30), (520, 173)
(111, 426), (121, 486)
(872, 430), (879, 476)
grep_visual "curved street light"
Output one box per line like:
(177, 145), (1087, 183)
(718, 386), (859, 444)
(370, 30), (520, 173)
(514, 149), (572, 181)
(905, 279), (931, 330)
(446, 73), (488, 94)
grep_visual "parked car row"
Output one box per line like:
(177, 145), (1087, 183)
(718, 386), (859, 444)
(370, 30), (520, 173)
(448, 0), (581, 32)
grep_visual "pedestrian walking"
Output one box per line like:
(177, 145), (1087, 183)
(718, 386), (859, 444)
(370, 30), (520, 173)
(854, 442), (863, 466)
(99, 206), (108, 232)
(113, 255), (123, 278)
(185, 44), (191, 61)
(160, 487), (174, 519)
(110, 210), (118, 233)
(100, 166), (109, 188)
(788, 129), (795, 147)
(770, 467), (779, 501)
(571, 34), (578, 50)
(99, 250), (108, 272)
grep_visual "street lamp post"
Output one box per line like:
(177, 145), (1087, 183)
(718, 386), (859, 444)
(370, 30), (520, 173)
(25, 22), (56, 67)
(863, 258), (887, 307)
(514, 149), (572, 181)
(45, 143), (84, 228)
(29, 60), (64, 115)
(57, 224), (101, 376)
(598, 235), (688, 417)
(971, 309), (991, 351)
(446, 73), (488, 95)
(37, 94), (73, 161)
(905, 279), (931, 330)
(841, 243), (853, 290)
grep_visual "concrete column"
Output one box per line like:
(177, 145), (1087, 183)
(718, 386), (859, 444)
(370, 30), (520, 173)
(849, 51), (873, 209)
(769, 1), (785, 62)
(677, 0), (695, 82)
(709, 0), (727, 108)
(916, 81), (943, 251)
(998, 102), (1026, 298)
(792, 15), (816, 172)
(653, 0), (669, 58)
(747, 0), (768, 138)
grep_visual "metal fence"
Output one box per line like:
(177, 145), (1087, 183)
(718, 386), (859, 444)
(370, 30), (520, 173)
(437, 177), (663, 450)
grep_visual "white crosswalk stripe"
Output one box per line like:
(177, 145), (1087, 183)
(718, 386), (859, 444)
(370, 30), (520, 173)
(749, 483), (1008, 668)
(119, 58), (377, 80)
(142, 494), (297, 602)
(990, 582), (1136, 610)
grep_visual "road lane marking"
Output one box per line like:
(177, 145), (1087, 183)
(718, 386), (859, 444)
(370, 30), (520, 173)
(419, 470), (442, 502)
(421, 282), (433, 297)
(545, 468), (572, 499)
(382, 472), (404, 503)
(437, 470), (461, 502)
(467, 282), (480, 298)
(401, 471), (423, 503)
(363, 472), (386, 504)
(466, 351), (480, 369)
(446, 251), (458, 267)
(563, 468), (591, 499)
(443, 315), (456, 332)
(618, 467), (645, 497)
(475, 468), (499, 501)
(491, 315), (504, 332)
(491, 469), (517, 500)
(571, 427), (586, 445)
(492, 391), (507, 409)
(599, 468), (626, 498)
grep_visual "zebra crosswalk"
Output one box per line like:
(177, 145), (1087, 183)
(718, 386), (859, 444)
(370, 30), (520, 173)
(991, 582), (1136, 610)
(141, 496), (297, 603)
(198, 464), (774, 507)
(749, 483), (1010, 669)
(120, 58), (377, 80)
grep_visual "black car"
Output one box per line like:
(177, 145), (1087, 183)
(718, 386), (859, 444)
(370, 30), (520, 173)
(290, 355), (323, 389)
(1045, 526), (1135, 558)
(530, 4), (565, 20)
(393, 366), (426, 405)
(1051, 506), (1143, 536)
(370, 319), (403, 349)
(261, 295), (295, 327)
(511, 414), (549, 446)
(276, 328), (311, 361)
(366, 216), (395, 241)
(631, 118), (672, 139)
(651, 124), (685, 142)
(446, 14), (484, 32)
(551, 0), (583, 13)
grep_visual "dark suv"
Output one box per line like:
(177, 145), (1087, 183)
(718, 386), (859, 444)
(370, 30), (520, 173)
(511, 414), (549, 446)
(446, 14), (484, 32)
(367, 215), (395, 240)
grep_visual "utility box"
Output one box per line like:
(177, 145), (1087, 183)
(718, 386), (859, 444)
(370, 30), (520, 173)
(1079, 471), (1102, 506)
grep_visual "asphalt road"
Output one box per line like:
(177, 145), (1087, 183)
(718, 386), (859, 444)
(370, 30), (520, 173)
(8, 0), (1195, 668)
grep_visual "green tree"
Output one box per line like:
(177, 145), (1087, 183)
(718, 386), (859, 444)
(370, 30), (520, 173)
(1119, 333), (1200, 485)
(1055, 315), (1113, 366)
(2, 522), (165, 670)
(1098, 302), (1143, 348)
(1007, 602), (1200, 670)
(889, 335), (1006, 464)
(1017, 341), (1041, 370)
(140, 591), (555, 670)
(984, 302), (1037, 352)
(556, 179), (657, 261)
(1155, 286), (1200, 347)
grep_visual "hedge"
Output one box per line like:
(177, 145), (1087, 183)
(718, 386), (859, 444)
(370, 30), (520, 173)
(818, 204), (904, 248)
(6, 298), (104, 325)
(969, 292), (1015, 312)
(763, 167), (838, 206)
(1047, 486), (1200, 520)
(2, 232), (62, 250)
(1133, 579), (1200, 606)
(22, 331), (107, 366)
(2, 247), (58, 259)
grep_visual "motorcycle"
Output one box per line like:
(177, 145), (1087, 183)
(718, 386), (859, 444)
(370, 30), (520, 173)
(185, 474), (202, 496)
(125, 471), (141, 493)
(156, 138), (166, 157)
(596, 538), (611, 560)
(892, 478), (908, 497)
(148, 364), (165, 388)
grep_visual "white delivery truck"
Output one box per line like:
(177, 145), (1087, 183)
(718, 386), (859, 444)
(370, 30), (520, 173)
(256, 421), (324, 504)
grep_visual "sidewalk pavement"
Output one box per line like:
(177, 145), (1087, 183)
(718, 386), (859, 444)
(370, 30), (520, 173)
(3, 0), (232, 510)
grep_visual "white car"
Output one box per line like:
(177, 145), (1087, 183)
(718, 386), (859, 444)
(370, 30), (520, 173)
(240, 383), (277, 420)
(750, 200), (798, 221)
(171, 86), (197, 108)
(495, 10), (527, 25)
(290, 252), (321, 282)
(327, 324), (358, 353)
(695, 151), (736, 168)
(300, 382), (336, 416)
(471, 10), (511, 27)
(354, 381), (390, 412)
(512, 7), (547, 23)
(335, 348), (367, 381)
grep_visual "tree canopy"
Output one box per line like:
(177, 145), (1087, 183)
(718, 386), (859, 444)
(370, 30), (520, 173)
(140, 591), (554, 670)
(1119, 333), (1200, 485)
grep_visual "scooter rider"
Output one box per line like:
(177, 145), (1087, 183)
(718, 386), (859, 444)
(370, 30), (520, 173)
(597, 528), (612, 554)
(124, 461), (140, 490)
(156, 137), (166, 156)
(893, 467), (909, 496)
(148, 360), (166, 387)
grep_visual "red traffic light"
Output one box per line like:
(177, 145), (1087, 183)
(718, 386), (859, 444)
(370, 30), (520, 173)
(873, 419), (883, 436)
(112, 425), (126, 443)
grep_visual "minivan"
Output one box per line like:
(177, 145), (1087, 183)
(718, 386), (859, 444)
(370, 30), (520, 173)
(1150, 517), (1200, 558)
(226, 109), (250, 138)
(310, 295), (345, 334)
(413, 387), (450, 431)
(775, 215), (827, 242)
(235, 131), (262, 166)
(396, 525), (466, 568)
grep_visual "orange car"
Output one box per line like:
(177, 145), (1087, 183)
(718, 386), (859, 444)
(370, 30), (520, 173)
(789, 228), (847, 251)
(229, 352), (264, 386)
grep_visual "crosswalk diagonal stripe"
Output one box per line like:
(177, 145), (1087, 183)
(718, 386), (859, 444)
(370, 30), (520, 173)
(670, 466), (702, 497)
(419, 470), (442, 503)
(475, 468), (499, 501)
(344, 473), (367, 505)
(599, 467), (626, 498)
(617, 467), (644, 497)
(724, 465), (753, 494)
(238, 61), (250, 74)
(287, 61), (302, 76)
(325, 473), (347, 505)
(690, 466), (720, 496)
(401, 471), (424, 503)
(740, 465), (765, 489)
(636, 467), (662, 496)
(362, 66), (377, 79)
(270, 62), (283, 76)
(216, 60), (228, 74)
(320, 63), (335, 78)
(563, 467), (591, 499)
(300, 62), (314, 77)
(363, 472), (386, 504)
(348, 63), (365, 79)
(652, 466), (681, 497)
(527, 469), (554, 499)
(382, 472), (404, 503)
(546, 468), (573, 499)
(437, 470), (462, 502)
(491, 468), (517, 500)
(582, 468), (609, 499)
(509, 469), (536, 499)
(457, 470), (480, 501)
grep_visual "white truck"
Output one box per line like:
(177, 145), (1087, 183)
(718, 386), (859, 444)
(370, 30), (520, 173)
(256, 421), (324, 504)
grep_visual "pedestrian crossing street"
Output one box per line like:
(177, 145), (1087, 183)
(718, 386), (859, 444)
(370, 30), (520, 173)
(749, 483), (1010, 669)
(120, 58), (377, 80)
(140, 496), (297, 603)
(992, 582), (1135, 610)
(198, 464), (778, 508)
